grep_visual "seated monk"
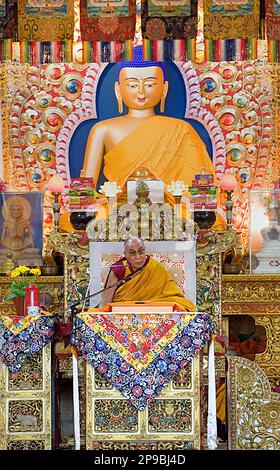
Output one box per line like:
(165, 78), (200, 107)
(101, 237), (196, 311)
(82, 46), (216, 191)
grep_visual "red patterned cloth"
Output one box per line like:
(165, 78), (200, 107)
(80, 0), (136, 42)
(266, 0), (280, 40)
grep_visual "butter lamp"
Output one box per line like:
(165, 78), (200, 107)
(48, 174), (65, 230)
(219, 173), (238, 230)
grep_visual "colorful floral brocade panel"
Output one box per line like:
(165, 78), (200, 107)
(204, 0), (260, 39)
(25, 0), (67, 16)
(0, 0), (17, 61)
(80, 0), (135, 61)
(141, 0), (197, 61)
(86, 0), (130, 17)
(18, 0), (74, 41)
(266, 0), (280, 61)
(0, 314), (54, 373)
(266, 0), (280, 39)
(74, 312), (213, 409)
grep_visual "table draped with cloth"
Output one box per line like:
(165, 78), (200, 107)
(72, 303), (214, 410)
(0, 313), (54, 373)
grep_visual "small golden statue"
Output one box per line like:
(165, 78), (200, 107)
(134, 180), (152, 208)
(1, 251), (16, 274)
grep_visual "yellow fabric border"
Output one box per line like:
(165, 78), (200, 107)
(0, 311), (52, 334)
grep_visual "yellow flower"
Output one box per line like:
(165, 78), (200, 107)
(17, 265), (30, 274)
(30, 268), (41, 276)
(9, 265), (41, 278)
(6, 265), (44, 301)
(10, 268), (21, 278)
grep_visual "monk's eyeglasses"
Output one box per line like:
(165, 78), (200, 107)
(126, 248), (146, 257)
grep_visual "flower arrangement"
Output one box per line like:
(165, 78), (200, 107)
(6, 265), (44, 300)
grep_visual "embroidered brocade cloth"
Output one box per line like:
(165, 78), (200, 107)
(74, 311), (213, 409)
(0, 0), (18, 61)
(203, 0), (260, 40)
(142, 0), (198, 40)
(18, 0), (74, 41)
(141, 0), (198, 61)
(80, 0), (136, 42)
(0, 314), (54, 373)
(0, 0), (17, 39)
(265, 0), (280, 61)
(266, 0), (280, 40)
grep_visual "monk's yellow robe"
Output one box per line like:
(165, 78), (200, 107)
(216, 382), (226, 424)
(104, 116), (217, 188)
(113, 257), (196, 311)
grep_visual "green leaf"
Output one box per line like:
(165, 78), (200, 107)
(6, 293), (18, 300)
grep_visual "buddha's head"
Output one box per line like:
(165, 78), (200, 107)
(10, 201), (24, 219)
(115, 46), (169, 114)
(2, 196), (31, 222)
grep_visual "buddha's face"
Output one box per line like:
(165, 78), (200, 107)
(9, 202), (24, 219)
(117, 66), (168, 110)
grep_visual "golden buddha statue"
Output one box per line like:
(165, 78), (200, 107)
(82, 46), (216, 191)
(0, 195), (41, 266)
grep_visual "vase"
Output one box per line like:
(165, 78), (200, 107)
(12, 296), (25, 316)
(70, 211), (96, 230)
(193, 210), (216, 229)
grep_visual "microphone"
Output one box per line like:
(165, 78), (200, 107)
(116, 273), (134, 287)
(116, 265), (144, 287)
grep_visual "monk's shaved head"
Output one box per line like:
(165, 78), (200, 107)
(124, 237), (145, 249)
(124, 237), (146, 271)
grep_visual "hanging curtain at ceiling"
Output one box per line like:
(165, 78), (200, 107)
(18, 0), (74, 65)
(0, 0), (18, 61)
(80, 0), (136, 63)
(141, 0), (198, 61)
(203, 0), (260, 61)
(265, 0), (280, 61)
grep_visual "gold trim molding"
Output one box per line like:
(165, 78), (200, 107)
(227, 356), (280, 450)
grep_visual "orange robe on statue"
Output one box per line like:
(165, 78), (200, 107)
(113, 257), (196, 311)
(104, 115), (217, 188)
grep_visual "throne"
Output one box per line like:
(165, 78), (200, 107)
(89, 240), (196, 307)
(78, 237), (209, 450)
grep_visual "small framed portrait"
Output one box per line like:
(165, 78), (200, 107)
(0, 192), (43, 267)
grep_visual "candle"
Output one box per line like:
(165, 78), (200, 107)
(219, 173), (237, 191)
(48, 174), (65, 193)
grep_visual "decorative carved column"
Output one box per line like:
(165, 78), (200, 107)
(222, 274), (280, 384)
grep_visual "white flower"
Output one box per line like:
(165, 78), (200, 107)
(100, 182), (122, 198)
(166, 181), (187, 196)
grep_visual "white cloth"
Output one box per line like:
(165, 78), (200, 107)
(207, 338), (217, 450)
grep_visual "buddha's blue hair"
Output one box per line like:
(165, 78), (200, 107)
(117, 45), (167, 81)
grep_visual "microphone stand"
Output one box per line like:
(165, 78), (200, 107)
(58, 264), (145, 322)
